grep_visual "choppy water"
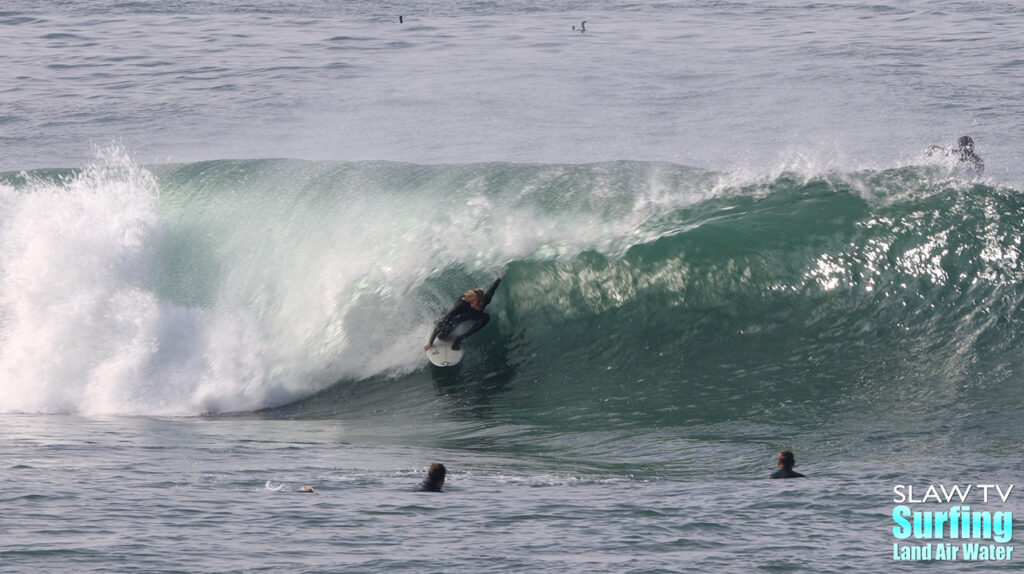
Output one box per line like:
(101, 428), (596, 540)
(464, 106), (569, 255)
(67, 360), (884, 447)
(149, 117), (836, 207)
(3, 1), (1024, 572)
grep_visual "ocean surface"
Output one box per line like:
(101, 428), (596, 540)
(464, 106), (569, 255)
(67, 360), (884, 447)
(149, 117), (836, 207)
(3, 1), (1024, 572)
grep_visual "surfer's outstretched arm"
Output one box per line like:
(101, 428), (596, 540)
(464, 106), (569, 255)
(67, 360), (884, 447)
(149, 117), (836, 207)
(425, 326), (440, 350)
(483, 275), (503, 304)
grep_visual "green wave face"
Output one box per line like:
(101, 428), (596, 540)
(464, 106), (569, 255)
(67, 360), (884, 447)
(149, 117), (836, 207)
(494, 175), (1024, 429)
(2, 153), (1021, 429)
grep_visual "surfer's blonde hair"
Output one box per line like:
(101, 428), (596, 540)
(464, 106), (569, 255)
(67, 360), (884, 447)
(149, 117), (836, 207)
(463, 288), (485, 303)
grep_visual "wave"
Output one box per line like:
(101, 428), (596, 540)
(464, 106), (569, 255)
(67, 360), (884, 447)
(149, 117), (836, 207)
(1, 147), (1021, 426)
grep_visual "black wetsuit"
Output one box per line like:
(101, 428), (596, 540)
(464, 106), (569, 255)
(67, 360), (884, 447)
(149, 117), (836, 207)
(417, 479), (443, 492)
(770, 468), (806, 479)
(427, 277), (502, 350)
(958, 149), (985, 175)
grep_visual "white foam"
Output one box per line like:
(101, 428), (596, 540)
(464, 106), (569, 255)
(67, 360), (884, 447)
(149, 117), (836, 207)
(0, 146), (188, 414)
(0, 151), (719, 415)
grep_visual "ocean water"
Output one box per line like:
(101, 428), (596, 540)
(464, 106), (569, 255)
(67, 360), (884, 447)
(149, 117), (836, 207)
(3, 1), (1024, 572)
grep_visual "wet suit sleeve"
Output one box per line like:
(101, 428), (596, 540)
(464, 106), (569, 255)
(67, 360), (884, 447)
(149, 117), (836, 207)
(482, 277), (502, 304)
(427, 300), (469, 347)
(453, 312), (490, 344)
(972, 155), (985, 175)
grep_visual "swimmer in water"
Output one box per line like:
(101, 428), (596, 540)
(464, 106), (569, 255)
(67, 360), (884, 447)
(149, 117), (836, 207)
(926, 135), (984, 176)
(417, 463), (446, 492)
(769, 450), (806, 479)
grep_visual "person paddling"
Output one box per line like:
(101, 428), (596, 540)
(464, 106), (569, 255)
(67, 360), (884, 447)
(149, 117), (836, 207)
(926, 135), (984, 176)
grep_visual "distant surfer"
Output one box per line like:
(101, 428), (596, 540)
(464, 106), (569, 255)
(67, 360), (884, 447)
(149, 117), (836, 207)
(424, 272), (504, 351)
(926, 135), (984, 176)
(955, 136), (984, 174)
(769, 450), (806, 479)
(417, 463), (446, 492)
(573, 20), (587, 33)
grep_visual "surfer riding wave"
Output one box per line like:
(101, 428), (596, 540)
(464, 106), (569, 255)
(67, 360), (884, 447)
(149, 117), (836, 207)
(425, 273), (504, 351)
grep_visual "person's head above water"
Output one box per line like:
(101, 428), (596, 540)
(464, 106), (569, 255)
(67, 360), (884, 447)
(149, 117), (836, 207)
(958, 135), (975, 153)
(418, 463), (447, 492)
(464, 288), (486, 310)
(777, 450), (797, 469)
(428, 463), (446, 484)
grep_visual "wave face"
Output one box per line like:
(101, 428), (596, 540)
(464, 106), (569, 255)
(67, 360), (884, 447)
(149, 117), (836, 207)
(1, 149), (1022, 429)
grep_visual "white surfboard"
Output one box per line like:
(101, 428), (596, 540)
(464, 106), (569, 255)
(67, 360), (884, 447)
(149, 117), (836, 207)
(424, 322), (473, 367)
(426, 338), (464, 367)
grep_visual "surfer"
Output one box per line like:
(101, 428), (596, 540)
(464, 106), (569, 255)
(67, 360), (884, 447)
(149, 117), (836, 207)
(417, 463), (446, 492)
(424, 273), (504, 351)
(926, 135), (984, 175)
(769, 450), (806, 479)
(955, 136), (984, 174)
